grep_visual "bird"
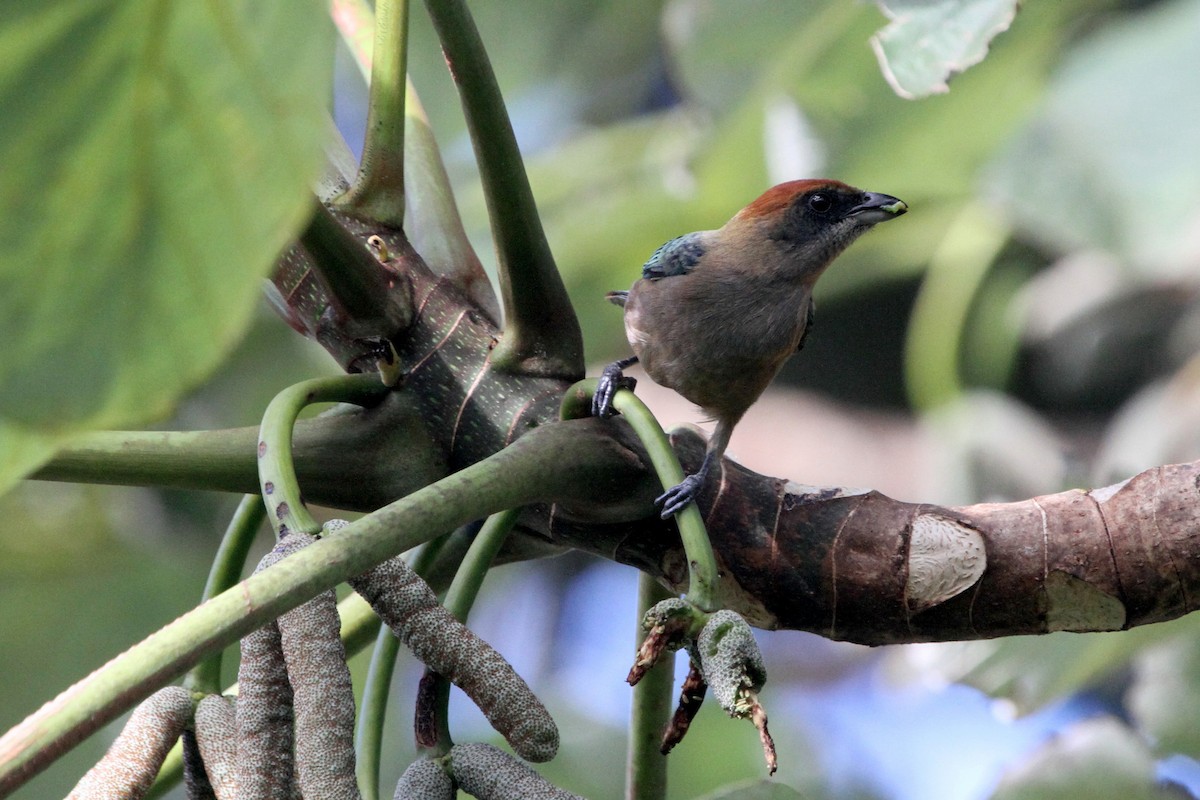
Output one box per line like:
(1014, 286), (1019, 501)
(593, 179), (907, 518)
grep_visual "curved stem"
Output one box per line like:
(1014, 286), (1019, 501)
(626, 573), (675, 800)
(257, 372), (390, 537)
(443, 507), (520, 622)
(421, 0), (583, 378)
(562, 380), (718, 611)
(337, 0), (410, 226)
(0, 418), (629, 795)
(184, 495), (267, 695)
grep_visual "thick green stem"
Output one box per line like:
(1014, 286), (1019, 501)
(356, 626), (401, 800)
(422, 0), (583, 378)
(183, 495), (267, 696)
(257, 373), (390, 537)
(0, 419), (627, 795)
(337, 0), (410, 226)
(626, 573), (675, 800)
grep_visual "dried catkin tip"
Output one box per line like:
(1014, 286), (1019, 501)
(695, 610), (776, 774)
(195, 695), (238, 800)
(393, 757), (454, 800)
(629, 598), (697, 685)
(349, 553), (559, 763)
(236, 539), (302, 800)
(67, 685), (194, 800)
(660, 661), (707, 755)
(276, 533), (362, 799)
(449, 743), (585, 800)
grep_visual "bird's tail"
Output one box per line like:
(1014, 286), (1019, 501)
(605, 290), (628, 308)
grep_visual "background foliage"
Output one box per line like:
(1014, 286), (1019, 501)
(3, 0), (1200, 797)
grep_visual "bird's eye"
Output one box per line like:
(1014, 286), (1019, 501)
(808, 193), (832, 214)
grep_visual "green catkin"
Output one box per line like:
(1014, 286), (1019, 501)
(348, 552), (559, 762)
(695, 610), (766, 717)
(194, 695), (238, 800)
(66, 685), (193, 800)
(449, 743), (584, 800)
(275, 533), (362, 799)
(392, 757), (454, 800)
(236, 544), (298, 800)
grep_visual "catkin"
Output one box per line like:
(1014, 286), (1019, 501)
(449, 743), (585, 800)
(275, 532), (362, 799)
(392, 757), (455, 800)
(349, 552), (559, 762)
(236, 542), (299, 800)
(66, 685), (193, 799)
(194, 694), (238, 799)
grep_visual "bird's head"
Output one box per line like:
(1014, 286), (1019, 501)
(728, 179), (907, 277)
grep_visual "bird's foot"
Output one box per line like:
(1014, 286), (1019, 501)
(592, 362), (637, 418)
(656, 472), (704, 519)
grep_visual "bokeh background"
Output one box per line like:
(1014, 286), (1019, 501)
(5, 0), (1200, 797)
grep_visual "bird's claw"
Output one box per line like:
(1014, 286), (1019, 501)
(656, 473), (703, 519)
(592, 365), (637, 418)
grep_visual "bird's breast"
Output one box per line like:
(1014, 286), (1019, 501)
(623, 274), (811, 417)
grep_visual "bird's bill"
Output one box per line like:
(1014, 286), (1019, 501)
(848, 192), (907, 224)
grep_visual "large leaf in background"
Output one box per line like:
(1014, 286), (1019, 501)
(892, 614), (1200, 715)
(870, 0), (1020, 99)
(0, 1), (333, 490)
(989, 717), (1171, 800)
(1127, 632), (1200, 761)
(985, 0), (1200, 278)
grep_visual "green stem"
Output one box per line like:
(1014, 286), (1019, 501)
(356, 625), (401, 800)
(258, 373), (390, 537)
(904, 204), (1009, 410)
(626, 573), (675, 800)
(421, 0), (583, 378)
(562, 380), (718, 611)
(184, 495), (267, 695)
(0, 419), (626, 795)
(443, 507), (520, 622)
(337, 0), (410, 226)
(299, 200), (410, 339)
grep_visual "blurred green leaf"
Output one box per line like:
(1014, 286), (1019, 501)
(1127, 630), (1200, 760)
(897, 615), (1200, 715)
(989, 717), (1170, 800)
(985, 0), (1200, 277)
(0, 1), (333, 489)
(870, 0), (1020, 99)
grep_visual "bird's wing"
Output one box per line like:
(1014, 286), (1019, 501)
(641, 232), (706, 280)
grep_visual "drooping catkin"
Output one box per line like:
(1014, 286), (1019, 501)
(392, 757), (454, 800)
(236, 542), (298, 800)
(194, 694), (238, 799)
(449, 743), (585, 800)
(66, 685), (193, 800)
(349, 552), (559, 763)
(275, 532), (361, 799)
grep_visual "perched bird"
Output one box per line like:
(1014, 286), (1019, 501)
(593, 179), (907, 518)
